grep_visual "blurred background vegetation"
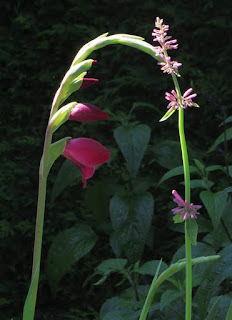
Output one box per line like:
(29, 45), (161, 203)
(1, 0), (232, 319)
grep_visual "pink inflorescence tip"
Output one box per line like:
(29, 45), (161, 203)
(152, 17), (181, 76)
(172, 190), (201, 220)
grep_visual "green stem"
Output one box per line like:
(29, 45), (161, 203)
(173, 76), (192, 320)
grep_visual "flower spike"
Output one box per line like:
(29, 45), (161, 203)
(152, 17), (181, 76)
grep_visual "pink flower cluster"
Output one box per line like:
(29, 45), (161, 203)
(165, 88), (198, 111)
(152, 17), (182, 76)
(61, 62), (110, 188)
(172, 190), (201, 220)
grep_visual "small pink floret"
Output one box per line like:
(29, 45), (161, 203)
(171, 189), (201, 220)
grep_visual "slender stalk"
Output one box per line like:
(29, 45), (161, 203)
(172, 76), (192, 320)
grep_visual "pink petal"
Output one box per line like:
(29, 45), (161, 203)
(172, 190), (186, 206)
(80, 78), (99, 89)
(183, 88), (193, 97)
(63, 138), (110, 167)
(62, 138), (110, 188)
(69, 103), (109, 122)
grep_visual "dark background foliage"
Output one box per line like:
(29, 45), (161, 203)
(1, 0), (232, 319)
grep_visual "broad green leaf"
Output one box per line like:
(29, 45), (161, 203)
(46, 224), (97, 295)
(84, 182), (112, 223)
(171, 242), (216, 287)
(205, 296), (222, 320)
(160, 289), (184, 312)
(100, 297), (134, 320)
(194, 159), (205, 176)
(114, 124), (150, 177)
(208, 127), (232, 152)
(46, 137), (71, 174)
(186, 218), (198, 245)
(219, 115), (232, 127)
(50, 159), (81, 204)
(50, 102), (76, 133)
(159, 108), (176, 122)
(207, 295), (232, 320)
(139, 255), (220, 320)
(152, 140), (182, 169)
(136, 260), (168, 276)
(159, 165), (197, 184)
(54, 59), (94, 108)
(206, 165), (225, 173)
(184, 179), (214, 189)
(96, 259), (128, 275)
(196, 245), (232, 320)
(23, 264), (39, 320)
(110, 191), (154, 262)
(200, 190), (228, 229)
(226, 300), (232, 320)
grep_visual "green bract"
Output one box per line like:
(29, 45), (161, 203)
(50, 102), (77, 133)
(53, 59), (94, 110)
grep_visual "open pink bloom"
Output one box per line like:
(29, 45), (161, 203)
(172, 190), (201, 220)
(80, 78), (99, 89)
(165, 88), (198, 111)
(62, 138), (110, 188)
(69, 103), (109, 122)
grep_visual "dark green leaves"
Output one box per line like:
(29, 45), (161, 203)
(46, 224), (97, 295)
(114, 124), (150, 177)
(200, 190), (228, 229)
(110, 191), (154, 262)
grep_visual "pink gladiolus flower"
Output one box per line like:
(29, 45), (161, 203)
(172, 190), (201, 220)
(165, 88), (198, 111)
(62, 138), (110, 188)
(80, 78), (99, 89)
(69, 103), (109, 122)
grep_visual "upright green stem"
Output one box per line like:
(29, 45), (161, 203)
(172, 76), (192, 320)
(24, 104), (55, 319)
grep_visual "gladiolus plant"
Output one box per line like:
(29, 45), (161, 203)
(23, 21), (220, 320)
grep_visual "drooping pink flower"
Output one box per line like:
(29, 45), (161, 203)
(172, 190), (201, 220)
(152, 17), (181, 75)
(80, 78), (99, 89)
(69, 103), (109, 122)
(62, 138), (110, 188)
(165, 88), (198, 111)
